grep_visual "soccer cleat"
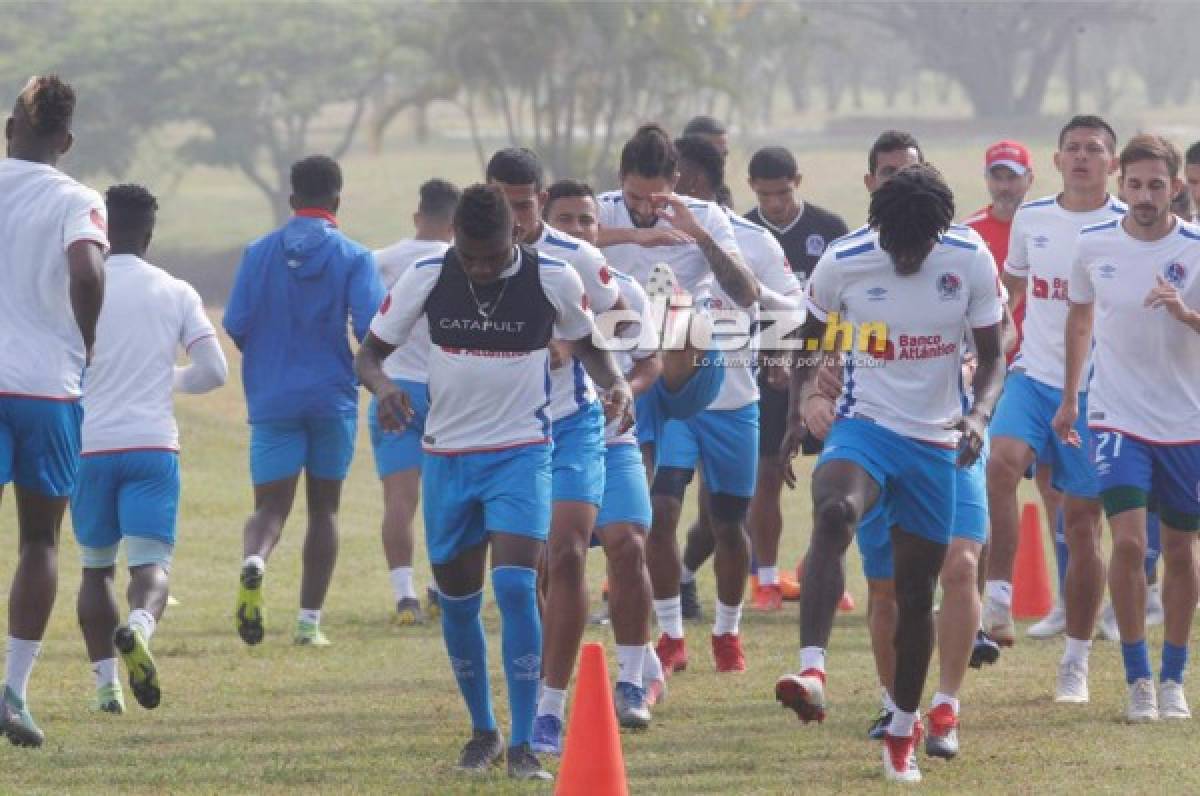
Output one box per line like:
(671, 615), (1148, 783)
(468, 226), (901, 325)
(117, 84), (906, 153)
(867, 707), (893, 740)
(394, 597), (425, 626)
(293, 620), (331, 647)
(882, 725), (923, 784)
(614, 681), (652, 729)
(778, 573), (802, 601)
(1055, 660), (1089, 703)
(92, 683), (125, 715)
(1146, 584), (1164, 627)
(529, 714), (563, 756)
(680, 579), (702, 621)
(712, 633), (747, 673)
(981, 596), (1015, 647)
(775, 669), (826, 723)
(1159, 680), (1191, 720)
(1027, 601), (1067, 639)
(969, 630), (1001, 669)
(0, 687), (44, 747)
(656, 633), (689, 675)
(456, 728), (504, 772)
(1096, 603), (1119, 642)
(924, 703), (959, 759)
(113, 625), (161, 710)
(425, 586), (441, 621)
(752, 582), (784, 612)
(838, 590), (856, 613)
(235, 563), (265, 645)
(508, 743), (553, 781)
(1126, 677), (1159, 723)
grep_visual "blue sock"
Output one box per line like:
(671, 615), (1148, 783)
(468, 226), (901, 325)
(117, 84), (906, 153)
(1145, 511), (1161, 583)
(1161, 642), (1188, 684)
(1121, 640), (1153, 684)
(492, 566), (541, 747)
(439, 589), (496, 734)
(1053, 508), (1068, 598)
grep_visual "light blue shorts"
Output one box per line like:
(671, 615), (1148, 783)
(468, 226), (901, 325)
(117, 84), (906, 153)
(249, 414), (357, 485)
(552, 402), (606, 506)
(656, 402), (759, 498)
(72, 450), (180, 550)
(634, 351), (725, 447)
(0, 396), (83, 497)
(596, 443), (652, 531)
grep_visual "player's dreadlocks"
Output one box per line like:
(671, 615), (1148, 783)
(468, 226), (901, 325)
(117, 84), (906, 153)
(454, 182), (512, 242)
(15, 75), (75, 137)
(868, 163), (955, 276)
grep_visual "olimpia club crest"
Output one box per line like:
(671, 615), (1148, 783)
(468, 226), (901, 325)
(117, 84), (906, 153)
(1164, 261), (1187, 288)
(936, 272), (962, 300)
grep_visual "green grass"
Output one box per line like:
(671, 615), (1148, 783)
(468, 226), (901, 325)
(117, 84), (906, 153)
(0, 327), (1198, 794)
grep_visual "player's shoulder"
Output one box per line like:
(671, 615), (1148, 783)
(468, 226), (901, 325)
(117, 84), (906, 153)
(804, 202), (848, 228)
(1177, 219), (1200, 242)
(1019, 194), (1059, 212)
(541, 225), (605, 264)
(828, 228), (879, 261)
(939, 227), (981, 252)
(1106, 196), (1127, 215)
(726, 208), (769, 235)
(1079, 218), (1120, 236)
(961, 208), (990, 227)
(828, 224), (872, 247)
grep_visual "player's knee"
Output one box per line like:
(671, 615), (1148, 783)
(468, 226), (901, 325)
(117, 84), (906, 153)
(939, 549), (978, 593)
(709, 492), (750, 525)
(813, 495), (859, 535)
(604, 531), (646, 575)
(547, 536), (587, 582)
(651, 467), (693, 501)
(1110, 533), (1146, 564)
(986, 452), (1023, 491)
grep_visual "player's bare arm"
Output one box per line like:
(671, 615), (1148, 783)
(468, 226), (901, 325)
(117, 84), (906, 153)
(595, 226), (694, 248)
(1051, 300), (1094, 446)
(67, 239), (106, 364)
(572, 334), (633, 432)
(653, 193), (759, 307)
(1000, 270), (1026, 316)
(354, 332), (414, 432)
(778, 313), (827, 488)
(956, 322), (1004, 467)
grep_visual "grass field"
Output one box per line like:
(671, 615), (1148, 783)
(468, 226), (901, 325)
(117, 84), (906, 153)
(0, 328), (1198, 794)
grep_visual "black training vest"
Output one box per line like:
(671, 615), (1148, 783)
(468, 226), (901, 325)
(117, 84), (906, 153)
(425, 244), (557, 352)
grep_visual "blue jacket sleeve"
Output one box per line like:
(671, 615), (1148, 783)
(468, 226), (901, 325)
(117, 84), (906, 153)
(223, 245), (256, 351)
(348, 249), (386, 344)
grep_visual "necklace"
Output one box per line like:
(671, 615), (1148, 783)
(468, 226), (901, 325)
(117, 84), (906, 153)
(467, 275), (509, 319)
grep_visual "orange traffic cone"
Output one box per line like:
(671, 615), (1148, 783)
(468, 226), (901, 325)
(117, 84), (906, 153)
(555, 642), (629, 796)
(1012, 501), (1054, 620)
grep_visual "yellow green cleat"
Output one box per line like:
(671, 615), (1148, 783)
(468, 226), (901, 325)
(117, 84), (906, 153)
(293, 620), (331, 647)
(92, 683), (125, 715)
(1, 686), (44, 747)
(236, 564), (265, 645)
(114, 625), (160, 710)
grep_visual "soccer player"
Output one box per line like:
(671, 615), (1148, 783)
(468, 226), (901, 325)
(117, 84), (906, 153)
(371, 178), (460, 625)
(983, 116), (1124, 704)
(356, 184), (631, 780)
(1053, 134), (1200, 722)
(543, 177), (665, 721)
(596, 124), (760, 675)
(73, 184), (227, 714)
(1185, 142), (1200, 220)
(775, 164), (1005, 783)
(482, 148), (629, 754)
(224, 155), (384, 648)
(683, 115), (732, 208)
(0, 75), (107, 747)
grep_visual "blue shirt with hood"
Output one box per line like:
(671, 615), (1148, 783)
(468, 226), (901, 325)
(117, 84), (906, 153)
(223, 213), (384, 424)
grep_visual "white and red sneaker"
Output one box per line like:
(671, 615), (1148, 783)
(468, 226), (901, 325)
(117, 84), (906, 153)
(883, 723), (923, 783)
(775, 668), (826, 723)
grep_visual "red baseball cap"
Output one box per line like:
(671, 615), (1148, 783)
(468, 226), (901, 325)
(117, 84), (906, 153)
(985, 140), (1031, 175)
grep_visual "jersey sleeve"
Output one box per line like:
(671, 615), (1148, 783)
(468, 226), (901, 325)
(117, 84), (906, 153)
(805, 248), (841, 323)
(1067, 235), (1096, 304)
(177, 282), (217, 351)
(617, 276), (656, 361)
(574, 241), (621, 314)
(1003, 208), (1029, 277)
(749, 231), (802, 297)
(370, 261), (440, 347)
(541, 263), (596, 341)
(701, 201), (741, 259)
(967, 247), (1005, 328)
(349, 250), (387, 343)
(63, 188), (109, 254)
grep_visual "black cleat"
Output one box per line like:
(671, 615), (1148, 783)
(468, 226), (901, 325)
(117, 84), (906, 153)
(457, 729), (504, 773)
(426, 586), (441, 622)
(507, 743), (553, 781)
(969, 630), (1000, 669)
(867, 707), (893, 740)
(680, 579), (702, 621)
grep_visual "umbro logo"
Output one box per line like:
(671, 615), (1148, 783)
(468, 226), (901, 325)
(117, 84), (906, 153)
(866, 287), (888, 301)
(1032, 235), (1050, 249)
(1097, 264), (1116, 279)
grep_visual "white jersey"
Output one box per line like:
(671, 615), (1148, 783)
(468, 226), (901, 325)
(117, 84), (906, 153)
(0, 158), (109, 399)
(533, 224), (620, 422)
(1004, 194), (1126, 390)
(605, 270), (654, 446)
(369, 247), (595, 455)
(81, 255), (216, 453)
(808, 229), (1003, 446)
(1069, 218), (1200, 443)
(704, 211), (803, 411)
(373, 238), (449, 383)
(596, 191), (740, 299)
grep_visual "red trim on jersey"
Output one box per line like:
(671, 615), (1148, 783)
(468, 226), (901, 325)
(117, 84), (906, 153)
(1087, 425), (1200, 447)
(422, 437), (550, 456)
(82, 446), (180, 457)
(0, 391), (79, 403)
(184, 332), (217, 353)
(294, 208), (338, 226)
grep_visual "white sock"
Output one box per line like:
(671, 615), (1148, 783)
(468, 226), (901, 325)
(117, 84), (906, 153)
(654, 597), (684, 639)
(800, 646), (826, 673)
(985, 580), (1012, 607)
(887, 708), (919, 738)
(299, 608), (321, 626)
(92, 658), (119, 689)
(128, 608), (157, 642)
(758, 566), (779, 586)
(931, 691), (959, 714)
(5, 637), (41, 702)
(243, 554), (266, 573)
(1062, 636), (1091, 666)
(642, 642), (664, 683)
(616, 644), (645, 688)
(712, 600), (742, 636)
(537, 686), (567, 720)
(389, 567), (416, 601)
(680, 566), (696, 585)
(882, 688), (897, 713)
